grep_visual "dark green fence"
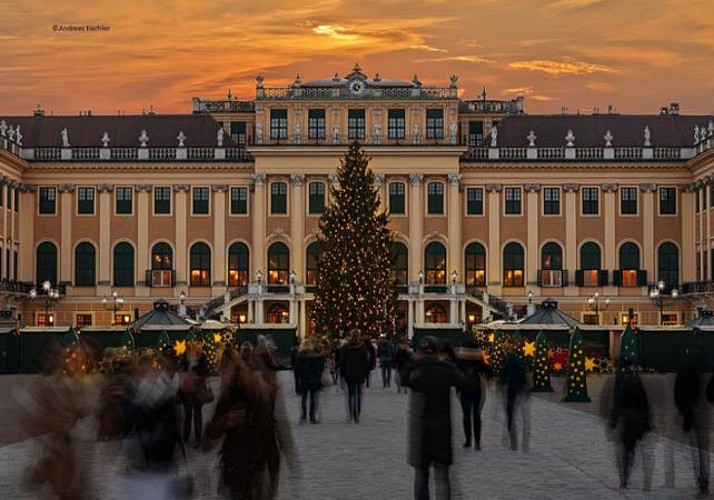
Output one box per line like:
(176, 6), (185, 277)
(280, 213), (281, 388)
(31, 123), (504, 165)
(413, 328), (470, 350)
(638, 329), (714, 372)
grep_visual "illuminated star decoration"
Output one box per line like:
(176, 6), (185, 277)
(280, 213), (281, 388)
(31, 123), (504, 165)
(585, 356), (595, 372)
(488, 332), (495, 343)
(553, 362), (563, 372)
(213, 332), (222, 344)
(523, 341), (536, 357)
(174, 340), (187, 356)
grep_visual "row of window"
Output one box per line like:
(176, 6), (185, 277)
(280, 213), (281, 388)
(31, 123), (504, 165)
(36, 183), (680, 218)
(0, 248), (18, 280)
(270, 108), (445, 141)
(0, 183), (19, 213)
(35, 239), (681, 290)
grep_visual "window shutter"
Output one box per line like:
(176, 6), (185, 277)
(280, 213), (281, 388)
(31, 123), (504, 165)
(537, 269), (543, 287)
(612, 270), (622, 287)
(575, 270), (584, 287)
(598, 269), (609, 287)
(561, 270), (569, 287)
(637, 270), (647, 287)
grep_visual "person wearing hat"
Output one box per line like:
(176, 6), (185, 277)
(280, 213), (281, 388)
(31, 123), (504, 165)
(402, 336), (471, 500)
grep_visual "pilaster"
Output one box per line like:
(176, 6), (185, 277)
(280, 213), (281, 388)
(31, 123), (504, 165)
(408, 174), (424, 281)
(135, 185), (151, 294)
(173, 185), (189, 287)
(290, 174), (305, 281)
(681, 188), (696, 283)
(212, 184), (228, 289)
(58, 184), (74, 285)
(447, 173), (462, 277)
(97, 185), (113, 292)
(602, 183), (617, 272)
(640, 184), (656, 279)
(486, 184), (502, 292)
(252, 173), (267, 277)
(563, 184), (578, 290)
(524, 183), (540, 287)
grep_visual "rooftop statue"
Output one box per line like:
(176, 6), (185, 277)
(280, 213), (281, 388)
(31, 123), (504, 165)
(0, 120), (6, 137)
(527, 130), (537, 147)
(217, 128), (224, 147)
(139, 129), (149, 147)
(565, 129), (575, 147)
(604, 130), (613, 147)
(644, 126), (651, 147)
(490, 126), (497, 148)
(101, 131), (110, 148)
(61, 127), (70, 148)
(177, 131), (186, 147)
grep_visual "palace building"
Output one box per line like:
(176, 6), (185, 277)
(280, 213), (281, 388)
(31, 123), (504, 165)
(1, 65), (713, 336)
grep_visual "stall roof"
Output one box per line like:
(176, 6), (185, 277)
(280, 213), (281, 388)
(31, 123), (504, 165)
(519, 299), (583, 328)
(132, 299), (193, 332)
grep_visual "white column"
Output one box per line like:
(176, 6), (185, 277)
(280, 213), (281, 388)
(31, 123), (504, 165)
(212, 184), (228, 291)
(447, 173), (462, 278)
(58, 184), (74, 285)
(247, 299), (254, 323)
(407, 299), (414, 339)
(299, 300), (307, 338)
(290, 174), (305, 281)
(682, 188), (696, 283)
(252, 174), (267, 277)
(603, 184), (617, 273)
(449, 298), (458, 325)
(408, 174), (424, 281)
(641, 184), (656, 281)
(256, 299), (264, 325)
(18, 185), (34, 282)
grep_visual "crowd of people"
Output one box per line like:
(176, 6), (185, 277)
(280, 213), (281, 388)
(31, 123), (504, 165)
(12, 330), (714, 500)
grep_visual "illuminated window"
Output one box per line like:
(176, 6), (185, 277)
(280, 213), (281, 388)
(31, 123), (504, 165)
(267, 303), (290, 324)
(579, 242), (602, 287)
(37, 313), (54, 327)
(390, 242), (408, 285)
(189, 242), (211, 287)
(464, 242), (486, 288)
(228, 242), (249, 287)
(424, 242), (447, 285)
(425, 304), (447, 323)
(619, 242), (640, 287)
(267, 242), (290, 285)
(75, 314), (93, 328)
(150, 242), (173, 287)
(306, 242), (323, 285)
(503, 242), (524, 287)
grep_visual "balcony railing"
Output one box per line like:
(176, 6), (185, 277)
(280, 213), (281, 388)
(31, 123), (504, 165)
(461, 146), (694, 162)
(254, 133), (462, 148)
(192, 98), (255, 113)
(23, 146), (252, 162)
(537, 269), (568, 288)
(145, 269), (176, 288)
(257, 86), (458, 101)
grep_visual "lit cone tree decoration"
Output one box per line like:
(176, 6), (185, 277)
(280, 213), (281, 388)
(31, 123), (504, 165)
(564, 327), (591, 402)
(618, 323), (637, 367)
(513, 331), (525, 363)
(311, 142), (397, 339)
(157, 329), (171, 350)
(531, 330), (553, 392)
(489, 331), (507, 377)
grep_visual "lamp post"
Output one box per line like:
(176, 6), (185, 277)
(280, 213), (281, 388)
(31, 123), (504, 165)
(178, 290), (186, 318)
(29, 280), (60, 326)
(526, 290), (535, 316)
(102, 289), (125, 325)
(649, 280), (679, 326)
(586, 290), (610, 325)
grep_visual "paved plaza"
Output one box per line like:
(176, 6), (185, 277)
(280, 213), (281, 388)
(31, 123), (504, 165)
(0, 372), (712, 499)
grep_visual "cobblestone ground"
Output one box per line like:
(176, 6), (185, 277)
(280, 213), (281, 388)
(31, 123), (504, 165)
(0, 371), (712, 499)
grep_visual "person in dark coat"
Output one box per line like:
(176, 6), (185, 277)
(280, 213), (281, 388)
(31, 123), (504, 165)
(294, 339), (326, 423)
(402, 336), (469, 500)
(456, 339), (487, 449)
(394, 342), (413, 394)
(502, 350), (530, 451)
(377, 336), (394, 388)
(674, 359), (710, 497)
(339, 330), (370, 423)
(609, 359), (651, 489)
(365, 338), (377, 388)
(290, 344), (300, 395)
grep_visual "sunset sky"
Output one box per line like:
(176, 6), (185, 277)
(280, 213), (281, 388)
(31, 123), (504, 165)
(1, 0), (713, 116)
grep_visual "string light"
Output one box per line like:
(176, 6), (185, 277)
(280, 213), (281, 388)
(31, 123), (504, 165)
(532, 330), (553, 392)
(563, 327), (591, 402)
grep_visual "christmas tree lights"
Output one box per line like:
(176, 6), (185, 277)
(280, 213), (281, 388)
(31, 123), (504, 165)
(531, 330), (553, 392)
(619, 323), (637, 366)
(563, 327), (591, 402)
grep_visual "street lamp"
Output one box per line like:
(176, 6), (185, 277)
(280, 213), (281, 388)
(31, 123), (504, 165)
(649, 280), (679, 326)
(102, 289), (125, 325)
(526, 290), (535, 316)
(29, 280), (60, 326)
(178, 290), (186, 318)
(587, 290), (610, 325)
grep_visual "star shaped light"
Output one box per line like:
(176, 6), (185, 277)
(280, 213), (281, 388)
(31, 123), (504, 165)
(523, 341), (536, 357)
(584, 357), (595, 372)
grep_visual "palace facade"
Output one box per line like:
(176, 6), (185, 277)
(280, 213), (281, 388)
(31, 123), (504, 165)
(1, 65), (714, 336)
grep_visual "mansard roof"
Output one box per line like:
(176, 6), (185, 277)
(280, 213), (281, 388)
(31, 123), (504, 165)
(0, 113), (233, 148)
(495, 114), (714, 148)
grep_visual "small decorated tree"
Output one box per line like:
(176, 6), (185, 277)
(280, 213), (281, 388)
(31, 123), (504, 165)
(489, 331), (507, 377)
(532, 330), (553, 392)
(619, 323), (637, 365)
(564, 327), (591, 402)
(157, 329), (171, 350)
(120, 328), (135, 350)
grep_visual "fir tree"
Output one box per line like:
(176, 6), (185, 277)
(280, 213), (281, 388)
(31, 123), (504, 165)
(489, 331), (507, 377)
(619, 323), (637, 365)
(564, 327), (591, 402)
(311, 142), (396, 339)
(532, 330), (553, 392)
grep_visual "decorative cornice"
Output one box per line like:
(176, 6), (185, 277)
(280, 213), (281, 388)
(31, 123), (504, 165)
(485, 184), (502, 193)
(601, 183), (618, 193)
(252, 173), (267, 186)
(97, 184), (114, 193)
(134, 184), (152, 193)
(523, 183), (541, 193)
(58, 184), (75, 193)
(447, 172), (462, 187)
(211, 184), (228, 192)
(408, 173), (424, 186)
(562, 183), (579, 192)
(290, 173), (305, 186)
(172, 184), (190, 193)
(639, 183), (657, 192)
(20, 184), (36, 193)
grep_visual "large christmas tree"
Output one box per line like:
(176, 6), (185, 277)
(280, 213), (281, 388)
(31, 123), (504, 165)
(311, 142), (396, 339)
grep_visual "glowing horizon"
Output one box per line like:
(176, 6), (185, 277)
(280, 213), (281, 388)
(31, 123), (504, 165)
(1, 0), (713, 116)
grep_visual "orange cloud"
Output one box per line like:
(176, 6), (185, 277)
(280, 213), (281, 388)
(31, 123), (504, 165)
(508, 59), (618, 75)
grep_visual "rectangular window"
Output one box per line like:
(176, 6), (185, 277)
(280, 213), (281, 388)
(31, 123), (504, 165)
(271, 182), (287, 214)
(348, 109), (366, 140)
(230, 121), (247, 146)
(75, 313), (93, 328)
(388, 109), (406, 139)
(582, 313), (598, 325)
(39, 187), (56, 214)
(659, 187), (676, 215)
(154, 186), (171, 214)
(622, 270), (638, 287)
(620, 187), (638, 215)
(427, 182), (444, 215)
(14, 187), (18, 212)
(543, 187), (560, 215)
(192, 187), (209, 215)
(37, 313), (54, 327)
(230, 187), (248, 215)
(468, 121), (484, 147)
(270, 109), (288, 140)
(426, 109), (444, 139)
(78, 187), (95, 214)
(389, 182), (405, 214)
(308, 182), (325, 214)
(466, 187), (483, 215)
(505, 187), (522, 215)
(583, 270), (599, 287)
(582, 187), (599, 215)
(115, 186), (133, 214)
(308, 109), (326, 140)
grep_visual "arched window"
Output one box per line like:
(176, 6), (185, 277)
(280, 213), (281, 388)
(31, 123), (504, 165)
(228, 242), (249, 287)
(464, 242), (486, 288)
(658, 242), (679, 287)
(579, 242), (602, 287)
(267, 303), (289, 324)
(424, 242), (446, 285)
(306, 242), (323, 285)
(540, 242), (563, 287)
(617, 242), (641, 287)
(390, 242), (408, 286)
(190, 242), (211, 286)
(268, 242), (290, 285)
(74, 242), (96, 286)
(36, 242), (57, 287)
(113, 242), (135, 287)
(503, 242), (524, 287)
(150, 242), (173, 287)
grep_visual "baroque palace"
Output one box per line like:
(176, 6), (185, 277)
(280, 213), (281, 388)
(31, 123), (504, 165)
(1, 64), (714, 337)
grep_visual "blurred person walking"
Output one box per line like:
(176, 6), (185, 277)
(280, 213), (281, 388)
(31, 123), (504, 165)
(378, 335), (394, 388)
(394, 342), (413, 394)
(294, 338), (326, 423)
(502, 350), (530, 451)
(178, 348), (211, 446)
(456, 339), (487, 450)
(339, 330), (370, 423)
